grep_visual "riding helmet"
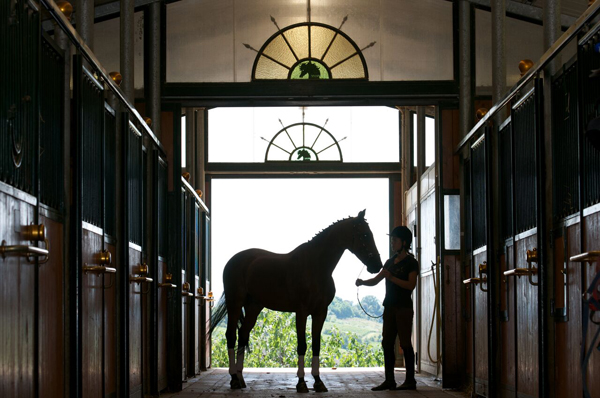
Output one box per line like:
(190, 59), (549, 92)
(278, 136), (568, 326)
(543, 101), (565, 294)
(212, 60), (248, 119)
(389, 226), (413, 249)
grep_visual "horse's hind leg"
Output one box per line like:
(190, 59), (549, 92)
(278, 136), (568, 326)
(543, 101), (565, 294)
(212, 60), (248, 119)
(225, 302), (243, 389)
(295, 312), (309, 393)
(235, 303), (263, 389)
(311, 310), (329, 393)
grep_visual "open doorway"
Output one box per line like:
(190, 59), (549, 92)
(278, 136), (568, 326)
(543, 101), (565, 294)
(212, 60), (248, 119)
(210, 177), (390, 367)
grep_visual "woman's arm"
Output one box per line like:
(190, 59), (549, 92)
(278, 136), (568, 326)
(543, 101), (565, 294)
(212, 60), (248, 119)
(356, 269), (389, 287)
(386, 270), (417, 291)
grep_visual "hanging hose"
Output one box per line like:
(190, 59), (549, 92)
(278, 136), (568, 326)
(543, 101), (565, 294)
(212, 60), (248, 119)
(427, 257), (442, 366)
(356, 266), (383, 319)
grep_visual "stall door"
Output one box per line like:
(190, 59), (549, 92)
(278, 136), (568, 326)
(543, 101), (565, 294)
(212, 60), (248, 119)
(126, 121), (150, 398)
(200, 211), (212, 370)
(38, 31), (67, 398)
(502, 90), (541, 398)
(74, 59), (118, 398)
(156, 157), (171, 390)
(467, 137), (489, 397)
(0, 2), (41, 396)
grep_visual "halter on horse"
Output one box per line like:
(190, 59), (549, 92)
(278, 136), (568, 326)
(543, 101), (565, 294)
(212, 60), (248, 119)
(210, 210), (383, 392)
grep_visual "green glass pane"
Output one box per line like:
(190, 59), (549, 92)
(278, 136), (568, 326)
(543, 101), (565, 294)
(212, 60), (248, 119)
(330, 54), (365, 79)
(311, 26), (336, 60)
(290, 60), (330, 79)
(283, 26), (309, 60)
(323, 35), (356, 67)
(255, 56), (289, 79)
(263, 35), (296, 68)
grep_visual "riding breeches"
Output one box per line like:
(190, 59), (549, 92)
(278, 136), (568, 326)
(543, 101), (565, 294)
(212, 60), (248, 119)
(381, 306), (415, 383)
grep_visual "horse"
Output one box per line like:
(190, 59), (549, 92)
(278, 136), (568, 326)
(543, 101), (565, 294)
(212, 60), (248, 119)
(210, 209), (383, 393)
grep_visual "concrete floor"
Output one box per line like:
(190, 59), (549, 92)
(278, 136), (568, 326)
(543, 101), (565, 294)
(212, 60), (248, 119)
(161, 368), (468, 398)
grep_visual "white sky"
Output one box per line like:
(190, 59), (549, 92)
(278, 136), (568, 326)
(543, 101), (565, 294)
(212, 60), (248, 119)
(210, 178), (390, 305)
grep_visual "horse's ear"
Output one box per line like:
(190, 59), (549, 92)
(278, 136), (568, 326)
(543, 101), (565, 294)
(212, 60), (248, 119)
(357, 209), (366, 219)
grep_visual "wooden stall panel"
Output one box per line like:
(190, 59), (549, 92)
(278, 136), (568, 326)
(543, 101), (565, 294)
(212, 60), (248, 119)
(473, 251), (489, 397)
(515, 234), (539, 398)
(0, 193), (35, 398)
(583, 211), (600, 397)
(158, 260), (168, 391)
(104, 243), (118, 398)
(441, 255), (465, 387)
(499, 245), (516, 398)
(129, 247), (143, 398)
(420, 270), (438, 375)
(554, 225), (582, 398)
(195, 275), (201, 374)
(38, 214), (64, 398)
(82, 228), (104, 398)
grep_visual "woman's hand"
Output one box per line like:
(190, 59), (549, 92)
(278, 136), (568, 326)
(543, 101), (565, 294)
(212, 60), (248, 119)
(355, 279), (363, 286)
(380, 269), (391, 279)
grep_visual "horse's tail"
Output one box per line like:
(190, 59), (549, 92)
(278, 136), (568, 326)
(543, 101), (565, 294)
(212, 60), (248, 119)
(208, 293), (246, 335)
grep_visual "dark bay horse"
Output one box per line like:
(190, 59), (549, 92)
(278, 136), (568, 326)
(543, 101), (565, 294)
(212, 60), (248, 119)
(210, 210), (382, 392)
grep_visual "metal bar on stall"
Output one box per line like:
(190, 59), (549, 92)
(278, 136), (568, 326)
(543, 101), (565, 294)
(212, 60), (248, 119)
(39, 0), (165, 156)
(456, 0), (600, 152)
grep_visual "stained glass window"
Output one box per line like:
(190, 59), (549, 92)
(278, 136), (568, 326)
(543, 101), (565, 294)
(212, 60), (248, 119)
(251, 22), (370, 81)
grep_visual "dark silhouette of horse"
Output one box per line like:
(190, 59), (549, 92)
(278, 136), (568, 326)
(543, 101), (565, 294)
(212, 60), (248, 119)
(210, 210), (382, 392)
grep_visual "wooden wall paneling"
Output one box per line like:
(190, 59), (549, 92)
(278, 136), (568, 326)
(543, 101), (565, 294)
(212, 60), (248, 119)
(419, 271), (437, 375)
(104, 243), (117, 398)
(583, 211), (600, 397)
(129, 248), (143, 398)
(473, 251), (489, 397)
(554, 224), (582, 398)
(0, 193), (35, 398)
(499, 244), (516, 397)
(441, 109), (460, 190)
(465, 259), (473, 380)
(515, 234), (539, 397)
(38, 214), (65, 398)
(158, 260), (168, 390)
(81, 228), (104, 398)
(441, 255), (465, 387)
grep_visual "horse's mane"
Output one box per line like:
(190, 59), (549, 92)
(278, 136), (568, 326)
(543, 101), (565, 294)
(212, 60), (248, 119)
(307, 215), (368, 244)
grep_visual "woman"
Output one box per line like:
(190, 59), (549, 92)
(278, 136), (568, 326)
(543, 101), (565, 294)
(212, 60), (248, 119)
(355, 226), (418, 391)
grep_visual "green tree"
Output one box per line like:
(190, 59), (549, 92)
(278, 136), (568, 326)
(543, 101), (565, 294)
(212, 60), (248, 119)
(212, 309), (383, 368)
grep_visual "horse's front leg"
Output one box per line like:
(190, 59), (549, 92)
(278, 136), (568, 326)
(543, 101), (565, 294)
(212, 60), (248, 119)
(311, 311), (328, 393)
(295, 312), (309, 393)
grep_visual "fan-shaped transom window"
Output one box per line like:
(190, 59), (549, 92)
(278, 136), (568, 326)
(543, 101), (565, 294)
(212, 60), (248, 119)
(251, 22), (370, 81)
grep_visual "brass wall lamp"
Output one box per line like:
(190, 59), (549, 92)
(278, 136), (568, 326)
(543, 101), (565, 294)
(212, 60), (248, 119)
(1, 223), (50, 263)
(182, 282), (194, 304)
(158, 272), (176, 289)
(504, 248), (538, 286)
(195, 287), (215, 306)
(130, 263), (154, 294)
(463, 261), (488, 292)
(83, 250), (116, 287)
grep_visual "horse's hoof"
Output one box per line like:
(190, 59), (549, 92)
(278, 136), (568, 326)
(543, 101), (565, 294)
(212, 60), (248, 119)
(230, 378), (242, 389)
(314, 380), (328, 393)
(239, 377), (247, 388)
(296, 380), (309, 393)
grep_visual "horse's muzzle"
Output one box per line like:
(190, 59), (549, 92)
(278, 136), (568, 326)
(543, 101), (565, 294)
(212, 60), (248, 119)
(366, 255), (383, 273)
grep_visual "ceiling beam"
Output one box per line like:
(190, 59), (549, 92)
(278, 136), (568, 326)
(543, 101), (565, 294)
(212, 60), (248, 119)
(469, 0), (577, 29)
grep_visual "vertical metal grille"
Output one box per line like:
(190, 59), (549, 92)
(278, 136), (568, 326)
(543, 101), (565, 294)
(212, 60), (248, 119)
(513, 92), (537, 233)
(578, 37), (600, 208)
(464, 158), (472, 254)
(158, 159), (168, 257)
(128, 124), (143, 245)
(552, 63), (580, 220)
(104, 107), (117, 237)
(39, 35), (64, 211)
(499, 121), (513, 239)
(471, 139), (486, 250)
(81, 70), (103, 227)
(0, 0), (38, 194)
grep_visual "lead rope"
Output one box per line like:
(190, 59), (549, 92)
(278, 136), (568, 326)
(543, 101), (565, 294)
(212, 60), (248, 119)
(356, 265), (383, 319)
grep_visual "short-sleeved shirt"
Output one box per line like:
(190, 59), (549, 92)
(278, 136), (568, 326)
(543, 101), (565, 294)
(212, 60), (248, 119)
(382, 253), (419, 309)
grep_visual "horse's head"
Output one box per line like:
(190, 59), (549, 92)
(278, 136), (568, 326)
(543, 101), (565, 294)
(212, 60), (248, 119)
(349, 210), (383, 273)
